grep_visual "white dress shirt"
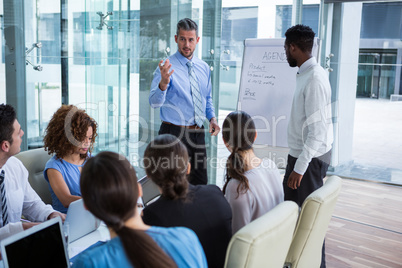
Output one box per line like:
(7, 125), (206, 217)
(287, 57), (334, 175)
(0, 157), (55, 240)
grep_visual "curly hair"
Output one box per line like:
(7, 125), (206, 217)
(43, 105), (98, 160)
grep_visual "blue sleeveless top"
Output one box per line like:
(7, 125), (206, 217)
(44, 155), (87, 213)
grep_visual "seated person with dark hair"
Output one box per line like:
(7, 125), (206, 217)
(72, 151), (207, 268)
(142, 134), (232, 268)
(43, 105), (98, 213)
(0, 103), (65, 240)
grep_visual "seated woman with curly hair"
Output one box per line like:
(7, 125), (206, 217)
(43, 105), (97, 213)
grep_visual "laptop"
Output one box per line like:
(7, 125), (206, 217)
(138, 175), (161, 206)
(65, 199), (101, 243)
(0, 217), (70, 268)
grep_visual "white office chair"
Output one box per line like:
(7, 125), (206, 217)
(15, 148), (53, 204)
(284, 176), (342, 268)
(224, 201), (299, 268)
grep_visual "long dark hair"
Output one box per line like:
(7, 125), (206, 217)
(80, 151), (177, 268)
(222, 111), (256, 196)
(143, 134), (189, 200)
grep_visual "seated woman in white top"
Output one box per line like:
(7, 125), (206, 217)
(222, 111), (284, 234)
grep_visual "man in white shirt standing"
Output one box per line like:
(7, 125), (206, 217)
(283, 25), (333, 268)
(0, 103), (65, 240)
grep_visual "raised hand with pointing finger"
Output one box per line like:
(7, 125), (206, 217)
(158, 59), (174, 91)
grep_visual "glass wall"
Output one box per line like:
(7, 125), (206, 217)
(2, 0), (319, 185)
(357, 50), (397, 99)
(69, 0), (136, 160)
(358, 2), (402, 99)
(3, 0), (222, 181)
(2, 0), (401, 185)
(67, 0), (222, 180)
(360, 2), (402, 39)
(219, 6), (258, 111)
(218, 1), (320, 111)
(217, 0), (402, 186)
(216, 0), (321, 187)
(323, 1), (402, 185)
(0, 2), (6, 103)
(24, 0), (62, 148)
(276, 4), (319, 37)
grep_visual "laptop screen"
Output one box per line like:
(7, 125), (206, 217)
(3, 219), (69, 268)
(65, 199), (101, 243)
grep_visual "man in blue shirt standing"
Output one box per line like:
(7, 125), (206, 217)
(149, 18), (220, 185)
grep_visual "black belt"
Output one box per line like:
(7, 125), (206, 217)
(162, 121), (201, 130)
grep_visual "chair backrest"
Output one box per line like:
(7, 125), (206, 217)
(284, 175), (342, 268)
(138, 176), (161, 205)
(15, 148), (53, 204)
(224, 201), (299, 268)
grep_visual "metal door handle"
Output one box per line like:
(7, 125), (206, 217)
(26, 42), (42, 71)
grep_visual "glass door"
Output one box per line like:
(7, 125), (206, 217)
(24, 0), (62, 149)
(357, 53), (378, 98)
(378, 53), (397, 99)
(66, 0), (139, 160)
(2, 0), (59, 150)
(77, 1), (130, 156)
(357, 51), (397, 99)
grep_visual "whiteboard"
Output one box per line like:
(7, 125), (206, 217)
(237, 38), (320, 148)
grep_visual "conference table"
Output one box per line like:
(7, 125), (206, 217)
(69, 223), (110, 260)
(69, 199), (144, 260)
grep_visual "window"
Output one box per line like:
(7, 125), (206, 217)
(276, 4), (319, 38)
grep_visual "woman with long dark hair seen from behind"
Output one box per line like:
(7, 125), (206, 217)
(142, 134), (232, 268)
(222, 111), (284, 234)
(72, 151), (207, 268)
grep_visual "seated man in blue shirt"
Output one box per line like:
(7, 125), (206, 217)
(149, 18), (220, 185)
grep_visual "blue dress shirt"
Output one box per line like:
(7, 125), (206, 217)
(149, 51), (216, 126)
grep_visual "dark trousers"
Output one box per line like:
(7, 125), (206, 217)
(283, 150), (331, 268)
(159, 122), (208, 185)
